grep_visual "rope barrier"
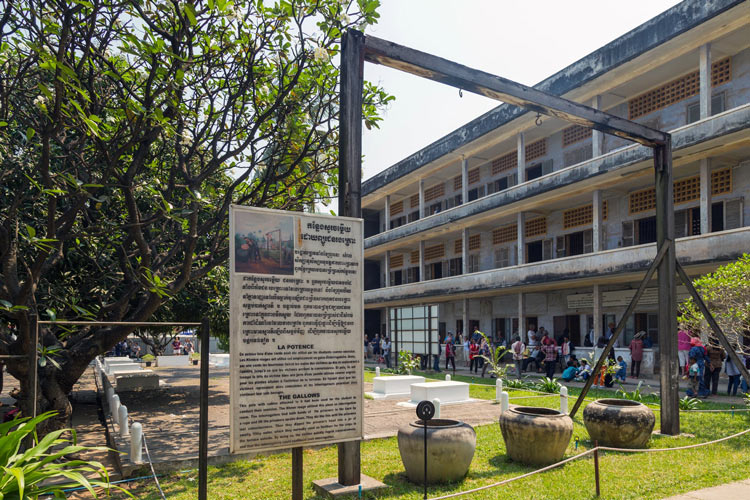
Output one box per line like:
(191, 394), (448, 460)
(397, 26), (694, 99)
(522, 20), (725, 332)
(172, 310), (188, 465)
(427, 426), (750, 500)
(141, 429), (167, 500)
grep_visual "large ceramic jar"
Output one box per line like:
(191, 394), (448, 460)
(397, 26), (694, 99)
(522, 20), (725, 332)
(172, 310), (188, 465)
(583, 398), (655, 448)
(499, 407), (573, 466)
(397, 419), (476, 484)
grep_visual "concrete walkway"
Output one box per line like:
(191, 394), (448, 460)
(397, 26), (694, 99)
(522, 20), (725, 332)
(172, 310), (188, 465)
(662, 478), (750, 499)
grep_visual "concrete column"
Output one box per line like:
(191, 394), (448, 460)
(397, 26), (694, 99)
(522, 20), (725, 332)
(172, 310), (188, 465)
(591, 95), (603, 157)
(700, 158), (712, 234)
(384, 251), (390, 287)
(518, 293), (526, 342)
(385, 307), (391, 340)
(461, 156), (469, 205)
(419, 240), (425, 281)
(419, 179), (425, 219)
(517, 133), (525, 182)
(593, 284), (602, 346)
(384, 194), (390, 231)
(517, 212), (525, 265)
(462, 227), (469, 275)
(699, 43), (711, 119)
(462, 298), (469, 340)
(593, 189), (603, 252)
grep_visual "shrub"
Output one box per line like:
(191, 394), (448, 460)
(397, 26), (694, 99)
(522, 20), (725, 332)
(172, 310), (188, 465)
(534, 377), (562, 394)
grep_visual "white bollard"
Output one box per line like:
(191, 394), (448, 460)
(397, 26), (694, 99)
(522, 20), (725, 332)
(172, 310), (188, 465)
(496, 378), (503, 402)
(375, 366), (380, 377)
(432, 398), (441, 419)
(560, 386), (568, 414)
(500, 391), (509, 414)
(111, 395), (120, 425)
(130, 423), (143, 464)
(119, 405), (129, 437)
(106, 387), (114, 408)
(446, 374), (451, 381)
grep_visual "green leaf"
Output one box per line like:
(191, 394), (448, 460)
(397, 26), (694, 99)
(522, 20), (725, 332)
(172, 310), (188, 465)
(26, 127), (35, 141)
(184, 3), (197, 25)
(25, 225), (36, 238)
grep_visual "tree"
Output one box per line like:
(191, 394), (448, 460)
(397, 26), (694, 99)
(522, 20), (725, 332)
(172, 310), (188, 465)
(678, 254), (750, 354)
(0, 0), (391, 429)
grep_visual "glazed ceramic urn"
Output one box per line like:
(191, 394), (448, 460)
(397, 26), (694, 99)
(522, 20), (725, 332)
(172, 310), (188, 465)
(583, 398), (655, 448)
(397, 419), (476, 484)
(499, 406), (573, 466)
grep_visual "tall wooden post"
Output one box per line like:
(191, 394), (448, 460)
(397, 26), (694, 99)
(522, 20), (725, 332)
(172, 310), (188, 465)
(654, 138), (679, 435)
(198, 318), (210, 500)
(28, 314), (39, 420)
(337, 28), (365, 487)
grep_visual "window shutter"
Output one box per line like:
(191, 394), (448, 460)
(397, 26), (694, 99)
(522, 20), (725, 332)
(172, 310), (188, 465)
(542, 159), (554, 176)
(543, 238), (553, 261)
(724, 198), (743, 229)
(486, 182), (496, 195)
(583, 229), (593, 253)
(674, 209), (688, 238)
(556, 236), (566, 258)
(509, 173), (518, 187)
(687, 103), (700, 124)
(711, 93), (726, 115)
(601, 226), (607, 251)
(622, 221), (634, 247)
(495, 247), (509, 268)
(512, 244), (518, 266)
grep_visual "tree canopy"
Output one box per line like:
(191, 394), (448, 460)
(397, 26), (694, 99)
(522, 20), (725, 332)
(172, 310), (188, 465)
(0, 0), (391, 424)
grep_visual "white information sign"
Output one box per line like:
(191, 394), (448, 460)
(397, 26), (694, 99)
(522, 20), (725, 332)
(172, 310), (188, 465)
(229, 205), (364, 453)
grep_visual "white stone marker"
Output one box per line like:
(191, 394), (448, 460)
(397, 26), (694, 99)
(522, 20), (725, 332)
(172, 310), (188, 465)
(560, 386), (568, 414)
(500, 391), (509, 414)
(106, 387), (114, 408)
(130, 423), (143, 464)
(496, 378), (503, 402)
(119, 405), (129, 437)
(375, 366), (380, 377)
(111, 395), (120, 425)
(432, 398), (441, 419)
(446, 374), (451, 381)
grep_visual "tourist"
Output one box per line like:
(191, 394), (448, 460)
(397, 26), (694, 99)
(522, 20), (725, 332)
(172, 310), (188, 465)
(510, 335), (525, 379)
(373, 334), (381, 359)
(524, 333), (541, 372)
(678, 329), (692, 375)
(433, 340), (442, 372)
(463, 335), (471, 367)
(445, 333), (456, 373)
(686, 357), (700, 397)
(561, 361), (578, 382)
(364, 335), (370, 360)
(185, 339), (194, 355)
(469, 340), (480, 373)
(595, 333), (607, 364)
(526, 324), (537, 344)
(615, 356), (627, 383)
(542, 335), (557, 378)
(479, 339), (491, 377)
(629, 332), (644, 379)
(725, 355), (741, 396)
(172, 337), (182, 355)
(560, 335), (572, 367)
(688, 337), (710, 398)
(575, 359), (592, 381)
(704, 343), (725, 396)
(383, 338), (391, 368)
(471, 326), (483, 343)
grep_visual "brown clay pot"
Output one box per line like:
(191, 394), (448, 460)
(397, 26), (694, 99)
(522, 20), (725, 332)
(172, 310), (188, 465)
(583, 398), (655, 448)
(499, 406), (573, 466)
(397, 419), (476, 484)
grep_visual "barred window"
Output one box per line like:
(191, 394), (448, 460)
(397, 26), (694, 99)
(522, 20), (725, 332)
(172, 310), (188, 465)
(390, 200), (403, 216)
(525, 138), (547, 161)
(629, 188), (656, 214)
(454, 175), (462, 191)
(454, 238), (462, 254)
(424, 183), (445, 202)
(492, 152), (517, 175)
(424, 244), (445, 261)
(674, 176), (700, 205)
(562, 125), (592, 147)
(603, 200), (609, 221)
(629, 58), (731, 119)
(410, 250), (420, 263)
(493, 224), (517, 244)
(563, 204), (593, 229)
(711, 167), (732, 195)
(468, 168), (480, 185)
(389, 254), (404, 269)
(525, 216), (547, 238)
(469, 234), (481, 250)
(410, 193), (419, 208)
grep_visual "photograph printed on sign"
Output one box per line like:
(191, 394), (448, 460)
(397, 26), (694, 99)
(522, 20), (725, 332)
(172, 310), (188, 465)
(233, 212), (294, 275)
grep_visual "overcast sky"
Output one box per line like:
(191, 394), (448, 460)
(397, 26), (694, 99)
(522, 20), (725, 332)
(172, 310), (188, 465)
(358, 0), (683, 185)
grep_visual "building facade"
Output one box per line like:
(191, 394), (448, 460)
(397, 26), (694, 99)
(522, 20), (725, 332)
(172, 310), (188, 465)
(361, 0), (750, 373)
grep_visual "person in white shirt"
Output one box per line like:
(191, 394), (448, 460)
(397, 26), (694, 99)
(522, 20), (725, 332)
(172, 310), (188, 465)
(510, 335), (525, 379)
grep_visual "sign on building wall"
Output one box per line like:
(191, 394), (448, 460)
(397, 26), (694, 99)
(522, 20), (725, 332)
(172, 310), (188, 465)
(229, 206), (364, 453)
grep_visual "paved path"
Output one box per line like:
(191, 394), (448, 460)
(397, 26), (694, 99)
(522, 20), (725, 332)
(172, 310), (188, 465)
(662, 478), (750, 499)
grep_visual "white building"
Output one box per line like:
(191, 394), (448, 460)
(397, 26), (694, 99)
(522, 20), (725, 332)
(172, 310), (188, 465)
(361, 0), (750, 373)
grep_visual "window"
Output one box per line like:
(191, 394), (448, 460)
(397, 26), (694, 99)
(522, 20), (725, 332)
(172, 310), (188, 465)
(563, 204), (593, 229)
(453, 175), (462, 191)
(486, 173), (517, 194)
(454, 238), (462, 254)
(424, 183), (445, 202)
(424, 244), (445, 261)
(629, 187), (656, 214)
(408, 210), (419, 222)
(468, 168), (480, 185)
(468, 234), (481, 251)
(467, 185), (485, 202)
(527, 240), (543, 263)
(675, 207), (701, 238)
(564, 146), (593, 167)
(389, 254), (404, 269)
(389, 215), (406, 229)
(712, 198), (744, 232)
(390, 200), (403, 215)
(556, 229), (593, 257)
(687, 93), (726, 124)
(637, 216), (657, 244)
(410, 193), (420, 208)
(468, 254), (480, 273)
(525, 138), (547, 161)
(673, 176), (700, 205)
(410, 250), (420, 263)
(525, 217), (547, 238)
(562, 125), (592, 146)
(389, 270), (403, 286)
(447, 257), (463, 277)
(389, 305), (439, 356)
(494, 247), (510, 268)
(493, 224), (517, 245)
(406, 267), (420, 283)
(711, 167), (732, 195)
(429, 202), (441, 215)
(526, 159), (553, 181)
(492, 152), (517, 175)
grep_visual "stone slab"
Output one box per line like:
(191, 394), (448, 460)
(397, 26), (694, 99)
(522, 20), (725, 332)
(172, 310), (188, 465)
(115, 371), (160, 392)
(209, 353), (230, 367)
(660, 478), (750, 499)
(107, 365), (142, 375)
(409, 381), (470, 404)
(312, 474), (388, 498)
(156, 355), (190, 367)
(366, 375), (425, 399)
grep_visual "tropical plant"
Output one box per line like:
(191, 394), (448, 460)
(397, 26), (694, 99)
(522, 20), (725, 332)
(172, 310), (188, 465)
(617, 380), (646, 402)
(141, 354), (155, 362)
(534, 377), (562, 394)
(477, 333), (509, 379)
(679, 396), (701, 411)
(0, 412), (130, 499)
(397, 350), (419, 375)
(743, 393), (750, 408)
(503, 378), (530, 390)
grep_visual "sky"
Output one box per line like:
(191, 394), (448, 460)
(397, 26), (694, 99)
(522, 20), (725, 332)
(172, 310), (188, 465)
(359, 0), (684, 185)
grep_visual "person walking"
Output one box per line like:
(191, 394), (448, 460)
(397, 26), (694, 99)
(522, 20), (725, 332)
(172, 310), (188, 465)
(542, 335), (557, 379)
(469, 340), (480, 374)
(677, 329), (692, 375)
(383, 338), (391, 369)
(688, 337), (710, 398)
(704, 343), (725, 396)
(629, 332), (645, 379)
(726, 355), (741, 396)
(433, 340), (442, 372)
(480, 339), (491, 377)
(445, 336), (456, 374)
(511, 335), (525, 380)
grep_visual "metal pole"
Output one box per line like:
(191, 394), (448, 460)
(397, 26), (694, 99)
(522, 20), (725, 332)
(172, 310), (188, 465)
(29, 314), (38, 419)
(593, 441), (600, 497)
(337, 28), (365, 487)
(198, 317), (210, 500)
(292, 447), (303, 500)
(423, 418), (428, 500)
(655, 139), (679, 436)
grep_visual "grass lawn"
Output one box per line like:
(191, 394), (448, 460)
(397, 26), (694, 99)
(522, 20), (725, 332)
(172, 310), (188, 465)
(116, 371), (750, 499)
